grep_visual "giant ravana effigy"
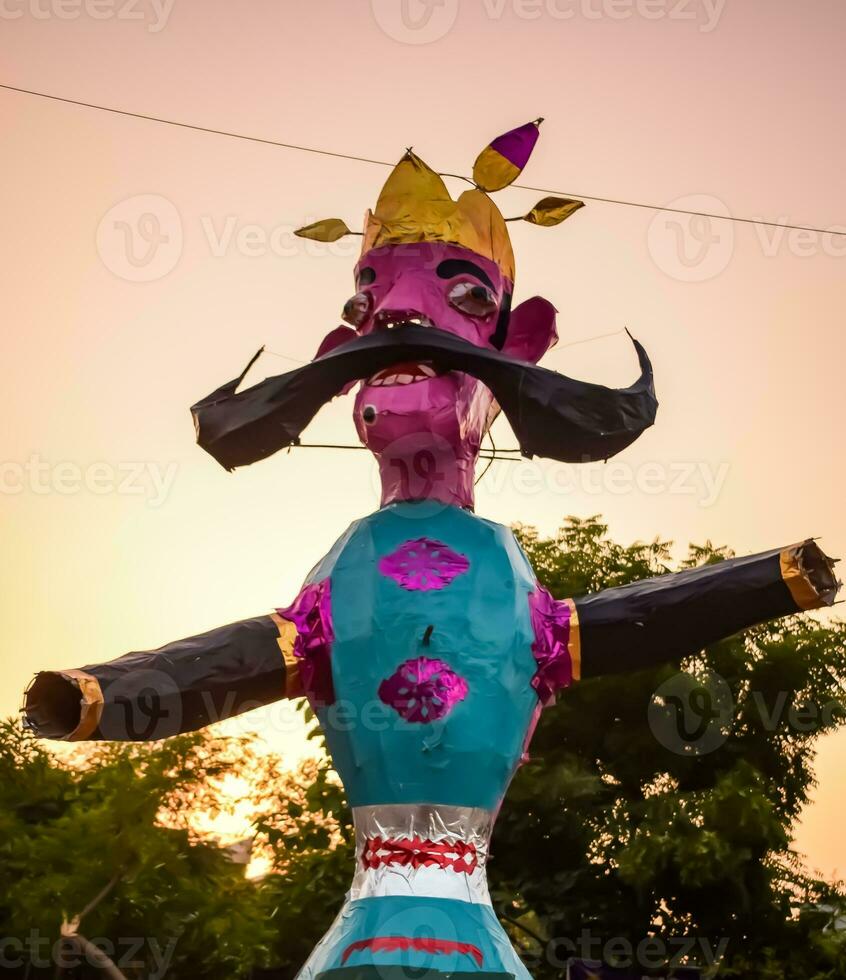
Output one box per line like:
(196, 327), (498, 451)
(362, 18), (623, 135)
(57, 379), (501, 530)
(24, 121), (840, 979)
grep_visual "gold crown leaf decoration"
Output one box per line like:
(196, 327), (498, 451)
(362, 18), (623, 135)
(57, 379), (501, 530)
(520, 196), (585, 227)
(294, 218), (356, 243)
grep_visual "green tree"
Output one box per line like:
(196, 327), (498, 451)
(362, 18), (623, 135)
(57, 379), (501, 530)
(0, 721), (275, 979)
(489, 517), (846, 978)
(253, 756), (354, 977)
(270, 516), (846, 978)
(6, 517), (846, 979)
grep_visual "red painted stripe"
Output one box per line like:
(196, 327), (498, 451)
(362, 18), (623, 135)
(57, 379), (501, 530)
(361, 835), (479, 874)
(341, 936), (484, 967)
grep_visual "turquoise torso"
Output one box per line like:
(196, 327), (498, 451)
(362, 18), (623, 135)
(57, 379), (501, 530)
(291, 502), (543, 978)
(307, 501), (540, 809)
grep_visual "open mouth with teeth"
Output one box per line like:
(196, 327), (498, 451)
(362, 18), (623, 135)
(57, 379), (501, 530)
(372, 310), (435, 331)
(366, 360), (439, 387)
(365, 312), (446, 386)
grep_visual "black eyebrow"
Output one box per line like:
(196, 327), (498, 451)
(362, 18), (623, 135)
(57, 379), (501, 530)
(435, 259), (496, 291)
(490, 291), (512, 350)
(357, 266), (376, 286)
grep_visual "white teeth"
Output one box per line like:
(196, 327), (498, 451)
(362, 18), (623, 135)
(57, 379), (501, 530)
(377, 314), (433, 330)
(367, 363), (437, 387)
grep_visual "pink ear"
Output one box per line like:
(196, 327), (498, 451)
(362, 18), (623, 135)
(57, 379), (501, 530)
(501, 296), (558, 364)
(314, 325), (358, 359)
(314, 325), (359, 394)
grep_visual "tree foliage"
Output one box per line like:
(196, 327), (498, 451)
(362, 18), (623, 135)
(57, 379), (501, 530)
(492, 517), (846, 978)
(0, 723), (275, 979)
(280, 517), (846, 978)
(3, 516), (846, 979)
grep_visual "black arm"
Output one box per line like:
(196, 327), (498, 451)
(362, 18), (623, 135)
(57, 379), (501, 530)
(572, 540), (838, 680)
(23, 614), (301, 741)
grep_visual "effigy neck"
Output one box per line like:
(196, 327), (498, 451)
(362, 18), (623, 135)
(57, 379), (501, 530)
(376, 442), (479, 511)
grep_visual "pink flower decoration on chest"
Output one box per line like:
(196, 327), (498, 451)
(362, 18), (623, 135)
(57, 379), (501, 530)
(379, 656), (469, 723)
(378, 537), (470, 591)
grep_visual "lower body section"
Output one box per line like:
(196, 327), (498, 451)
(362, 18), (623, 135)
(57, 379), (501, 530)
(296, 896), (531, 979)
(317, 970), (515, 979)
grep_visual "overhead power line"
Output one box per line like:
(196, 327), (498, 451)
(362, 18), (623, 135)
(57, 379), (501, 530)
(2, 81), (844, 239)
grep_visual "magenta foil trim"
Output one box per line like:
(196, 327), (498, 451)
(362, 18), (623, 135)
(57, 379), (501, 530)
(378, 538), (470, 592)
(277, 578), (335, 707)
(528, 585), (574, 705)
(378, 657), (469, 723)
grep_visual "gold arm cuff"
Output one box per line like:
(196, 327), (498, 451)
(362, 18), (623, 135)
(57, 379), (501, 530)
(271, 613), (304, 699)
(780, 541), (839, 611)
(566, 597), (581, 682)
(61, 669), (104, 741)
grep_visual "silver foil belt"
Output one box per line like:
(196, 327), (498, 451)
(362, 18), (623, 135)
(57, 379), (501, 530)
(349, 803), (495, 905)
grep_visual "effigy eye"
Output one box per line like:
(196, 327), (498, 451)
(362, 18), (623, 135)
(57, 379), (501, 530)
(447, 281), (498, 318)
(342, 291), (371, 327)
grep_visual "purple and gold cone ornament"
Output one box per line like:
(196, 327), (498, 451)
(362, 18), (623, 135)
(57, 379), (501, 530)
(473, 118), (543, 192)
(21, 118), (841, 980)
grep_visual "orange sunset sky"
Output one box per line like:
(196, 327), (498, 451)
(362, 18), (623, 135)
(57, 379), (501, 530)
(1, 0), (845, 877)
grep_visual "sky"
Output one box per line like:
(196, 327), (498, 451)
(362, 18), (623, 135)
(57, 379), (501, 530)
(1, 0), (845, 876)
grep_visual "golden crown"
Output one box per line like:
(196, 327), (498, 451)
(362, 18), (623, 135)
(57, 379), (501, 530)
(295, 120), (584, 284)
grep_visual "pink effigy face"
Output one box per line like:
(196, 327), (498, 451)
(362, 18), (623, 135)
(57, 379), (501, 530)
(351, 242), (506, 508)
(314, 241), (557, 509)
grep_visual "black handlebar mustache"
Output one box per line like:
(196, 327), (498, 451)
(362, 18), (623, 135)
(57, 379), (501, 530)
(191, 325), (658, 471)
